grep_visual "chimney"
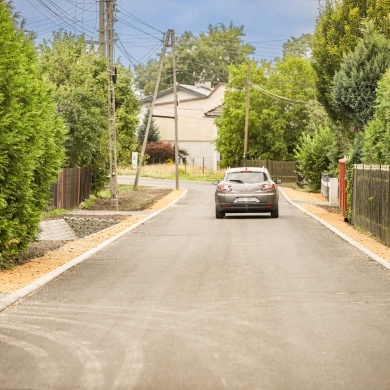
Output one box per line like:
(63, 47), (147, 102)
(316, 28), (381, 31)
(195, 80), (212, 89)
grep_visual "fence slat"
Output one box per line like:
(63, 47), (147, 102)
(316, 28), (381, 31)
(48, 168), (92, 210)
(241, 160), (297, 182)
(353, 164), (390, 247)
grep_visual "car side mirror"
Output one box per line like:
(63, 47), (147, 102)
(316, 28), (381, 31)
(212, 180), (220, 185)
(276, 179), (282, 184)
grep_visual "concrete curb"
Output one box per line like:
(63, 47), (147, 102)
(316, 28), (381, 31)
(0, 189), (188, 312)
(279, 188), (390, 271)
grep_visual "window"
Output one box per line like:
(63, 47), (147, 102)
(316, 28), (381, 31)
(227, 172), (267, 183)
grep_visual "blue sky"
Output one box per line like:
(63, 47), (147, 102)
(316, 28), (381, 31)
(11, 0), (322, 68)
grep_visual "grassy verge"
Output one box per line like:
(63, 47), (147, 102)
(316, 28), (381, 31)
(118, 164), (225, 182)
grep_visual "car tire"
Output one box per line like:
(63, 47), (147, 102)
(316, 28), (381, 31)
(216, 209), (225, 219)
(271, 208), (279, 218)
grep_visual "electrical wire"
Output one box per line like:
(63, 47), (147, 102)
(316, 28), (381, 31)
(249, 82), (319, 105)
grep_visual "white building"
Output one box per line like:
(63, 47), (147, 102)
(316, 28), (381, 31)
(140, 81), (225, 171)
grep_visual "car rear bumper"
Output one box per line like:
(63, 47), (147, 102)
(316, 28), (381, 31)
(216, 202), (278, 213)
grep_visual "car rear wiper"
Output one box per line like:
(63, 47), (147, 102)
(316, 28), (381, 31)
(228, 179), (244, 183)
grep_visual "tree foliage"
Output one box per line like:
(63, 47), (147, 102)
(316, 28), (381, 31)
(362, 68), (390, 164)
(215, 56), (319, 168)
(283, 34), (313, 58)
(294, 126), (335, 192)
(145, 142), (189, 164)
(332, 22), (390, 130)
(137, 109), (160, 145)
(115, 64), (140, 166)
(39, 32), (139, 190)
(39, 31), (108, 192)
(134, 23), (255, 96)
(0, 3), (66, 268)
(312, 0), (390, 123)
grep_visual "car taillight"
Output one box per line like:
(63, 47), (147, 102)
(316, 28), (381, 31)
(261, 183), (276, 191)
(217, 183), (232, 192)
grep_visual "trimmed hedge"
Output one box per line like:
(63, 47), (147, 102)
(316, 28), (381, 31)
(0, 3), (66, 268)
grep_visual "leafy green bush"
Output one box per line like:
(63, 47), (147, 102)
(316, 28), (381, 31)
(294, 126), (334, 191)
(0, 3), (66, 268)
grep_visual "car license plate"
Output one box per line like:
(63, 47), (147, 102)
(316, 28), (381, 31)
(234, 197), (259, 203)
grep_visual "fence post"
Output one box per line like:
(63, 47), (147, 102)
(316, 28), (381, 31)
(338, 157), (348, 219)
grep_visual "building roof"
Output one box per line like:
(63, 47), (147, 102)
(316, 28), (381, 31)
(142, 83), (213, 104)
(204, 104), (223, 118)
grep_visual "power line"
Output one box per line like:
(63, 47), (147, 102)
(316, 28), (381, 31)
(249, 82), (319, 105)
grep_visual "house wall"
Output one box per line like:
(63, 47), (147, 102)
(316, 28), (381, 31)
(140, 84), (225, 171)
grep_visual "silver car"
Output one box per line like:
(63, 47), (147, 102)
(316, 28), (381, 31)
(213, 167), (281, 219)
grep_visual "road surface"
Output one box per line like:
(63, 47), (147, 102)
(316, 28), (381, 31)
(1, 179), (390, 389)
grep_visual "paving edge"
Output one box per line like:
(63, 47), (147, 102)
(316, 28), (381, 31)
(279, 188), (390, 272)
(0, 189), (188, 312)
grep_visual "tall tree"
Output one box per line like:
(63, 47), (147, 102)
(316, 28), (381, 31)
(134, 23), (255, 96)
(362, 68), (390, 164)
(137, 109), (160, 145)
(332, 22), (390, 130)
(39, 31), (108, 192)
(312, 0), (366, 122)
(312, 0), (390, 123)
(0, 2), (66, 267)
(283, 34), (313, 58)
(215, 56), (319, 168)
(39, 32), (140, 189)
(114, 64), (140, 167)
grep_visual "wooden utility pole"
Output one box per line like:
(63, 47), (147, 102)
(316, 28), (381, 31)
(170, 29), (180, 190)
(106, 0), (118, 209)
(133, 31), (171, 190)
(243, 61), (250, 161)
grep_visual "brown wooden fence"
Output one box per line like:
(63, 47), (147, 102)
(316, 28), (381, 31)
(49, 167), (92, 210)
(241, 159), (297, 182)
(352, 164), (390, 247)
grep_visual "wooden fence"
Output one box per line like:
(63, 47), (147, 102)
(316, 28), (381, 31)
(49, 167), (92, 210)
(352, 165), (390, 247)
(241, 159), (297, 182)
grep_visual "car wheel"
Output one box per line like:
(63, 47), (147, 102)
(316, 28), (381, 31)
(216, 209), (225, 219)
(271, 208), (279, 218)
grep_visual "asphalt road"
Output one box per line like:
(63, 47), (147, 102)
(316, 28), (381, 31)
(1, 179), (390, 389)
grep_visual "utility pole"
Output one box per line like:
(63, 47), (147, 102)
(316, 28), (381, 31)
(106, 0), (118, 209)
(169, 29), (180, 190)
(243, 60), (250, 161)
(133, 31), (170, 190)
(99, 0), (105, 57)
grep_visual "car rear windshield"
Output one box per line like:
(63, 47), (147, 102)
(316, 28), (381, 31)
(226, 172), (268, 183)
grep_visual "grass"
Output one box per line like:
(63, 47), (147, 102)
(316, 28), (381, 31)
(41, 208), (69, 219)
(118, 164), (225, 182)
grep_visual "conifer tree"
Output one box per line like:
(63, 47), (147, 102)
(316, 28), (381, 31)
(0, 2), (66, 267)
(362, 68), (390, 164)
(137, 110), (160, 145)
(332, 22), (390, 130)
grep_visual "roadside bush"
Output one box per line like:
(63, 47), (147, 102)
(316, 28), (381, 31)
(0, 3), (66, 268)
(145, 142), (189, 164)
(294, 126), (334, 191)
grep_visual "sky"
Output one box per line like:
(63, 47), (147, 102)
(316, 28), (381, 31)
(11, 0), (323, 69)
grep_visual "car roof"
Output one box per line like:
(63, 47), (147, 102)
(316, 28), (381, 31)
(226, 166), (269, 173)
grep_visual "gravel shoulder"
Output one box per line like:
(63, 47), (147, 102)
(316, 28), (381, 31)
(1, 185), (389, 294)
